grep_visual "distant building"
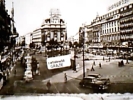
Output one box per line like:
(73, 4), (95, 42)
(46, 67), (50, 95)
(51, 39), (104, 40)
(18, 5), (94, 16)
(15, 36), (25, 46)
(41, 9), (67, 45)
(24, 32), (32, 48)
(32, 28), (42, 45)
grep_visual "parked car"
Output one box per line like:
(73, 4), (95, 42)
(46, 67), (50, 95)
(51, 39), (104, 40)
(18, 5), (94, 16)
(88, 74), (101, 78)
(79, 76), (109, 90)
(88, 74), (111, 85)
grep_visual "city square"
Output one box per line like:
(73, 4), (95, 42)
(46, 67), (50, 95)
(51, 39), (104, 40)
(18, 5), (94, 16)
(0, 0), (133, 95)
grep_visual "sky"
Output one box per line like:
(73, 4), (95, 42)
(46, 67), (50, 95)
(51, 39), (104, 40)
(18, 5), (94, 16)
(5, 0), (120, 38)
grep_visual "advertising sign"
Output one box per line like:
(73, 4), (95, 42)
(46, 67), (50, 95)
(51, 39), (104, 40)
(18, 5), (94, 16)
(46, 55), (71, 70)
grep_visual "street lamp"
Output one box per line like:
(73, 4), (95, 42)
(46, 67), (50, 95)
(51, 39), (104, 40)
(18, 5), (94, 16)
(82, 25), (85, 78)
(73, 44), (77, 72)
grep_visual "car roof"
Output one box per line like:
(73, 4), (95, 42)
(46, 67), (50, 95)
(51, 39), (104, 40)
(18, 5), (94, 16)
(84, 76), (96, 79)
(88, 74), (100, 76)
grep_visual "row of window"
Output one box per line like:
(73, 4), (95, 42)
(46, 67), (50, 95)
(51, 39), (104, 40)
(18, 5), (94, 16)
(120, 10), (133, 17)
(102, 27), (119, 34)
(120, 23), (133, 27)
(120, 17), (133, 23)
(121, 29), (133, 33)
(102, 21), (117, 29)
(102, 35), (120, 41)
(120, 4), (133, 12)
(108, 0), (129, 11)
(92, 3), (133, 25)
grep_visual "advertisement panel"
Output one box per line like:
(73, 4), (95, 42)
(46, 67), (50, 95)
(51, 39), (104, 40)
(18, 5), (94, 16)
(46, 55), (71, 70)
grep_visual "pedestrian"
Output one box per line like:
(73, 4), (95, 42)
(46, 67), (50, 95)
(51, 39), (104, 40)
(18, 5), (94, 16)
(64, 73), (67, 83)
(36, 62), (40, 75)
(109, 57), (110, 62)
(93, 61), (95, 66)
(99, 62), (102, 68)
(91, 65), (95, 71)
(46, 80), (51, 91)
(73, 63), (77, 73)
(103, 57), (104, 61)
(121, 60), (124, 66)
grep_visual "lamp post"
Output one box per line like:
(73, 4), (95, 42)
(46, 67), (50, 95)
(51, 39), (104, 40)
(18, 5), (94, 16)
(82, 25), (85, 78)
(74, 44), (76, 72)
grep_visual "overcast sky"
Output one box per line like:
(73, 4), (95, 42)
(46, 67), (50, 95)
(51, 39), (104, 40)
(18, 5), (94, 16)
(5, 0), (120, 38)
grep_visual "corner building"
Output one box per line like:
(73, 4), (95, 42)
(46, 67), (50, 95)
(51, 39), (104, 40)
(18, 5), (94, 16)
(41, 9), (67, 44)
(86, 0), (133, 53)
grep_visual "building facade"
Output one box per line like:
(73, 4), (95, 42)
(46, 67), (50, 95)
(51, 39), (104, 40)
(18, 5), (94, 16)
(41, 9), (67, 45)
(0, 0), (15, 52)
(15, 36), (25, 46)
(120, 3), (133, 52)
(86, 0), (133, 52)
(24, 32), (32, 48)
(32, 28), (42, 45)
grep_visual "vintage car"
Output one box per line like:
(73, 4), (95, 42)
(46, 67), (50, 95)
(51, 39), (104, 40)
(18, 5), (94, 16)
(88, 74), (111, 85)
(79, 76), (109, 90)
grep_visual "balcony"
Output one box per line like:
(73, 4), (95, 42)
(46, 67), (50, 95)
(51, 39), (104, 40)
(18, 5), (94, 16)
(120, 29), (133, 34)
(120, 23), (133, 28)
(120, 10), (133, 17)
(120, 17), (133, 23)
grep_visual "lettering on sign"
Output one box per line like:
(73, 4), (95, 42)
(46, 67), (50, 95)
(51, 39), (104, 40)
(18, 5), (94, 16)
(108, 0), (129, 11)
(47, 55), (71, 70)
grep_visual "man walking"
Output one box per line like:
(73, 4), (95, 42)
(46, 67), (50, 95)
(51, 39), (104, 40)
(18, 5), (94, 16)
(109, 57), (110, 62)
(93, 61), (95, 66)
(64, 73), (67, 83)
(91, 65), (95, 71)
(99, 62), (102, 68)
(46, 80), (51, 92)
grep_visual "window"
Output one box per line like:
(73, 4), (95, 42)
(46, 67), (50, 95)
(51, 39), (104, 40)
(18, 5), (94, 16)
(121, 8), (123, 12)
(117, 10), (119, 13)
(124, 7), (127, 10)
(129, 4), (132, 8)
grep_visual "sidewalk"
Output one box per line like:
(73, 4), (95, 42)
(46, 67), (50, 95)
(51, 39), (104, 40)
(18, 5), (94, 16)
(0, 51), (27, 94)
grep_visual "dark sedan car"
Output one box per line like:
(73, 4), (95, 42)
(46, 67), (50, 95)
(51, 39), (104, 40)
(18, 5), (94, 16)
(79, 76), (109, 90)
(88, 74), (111, 85)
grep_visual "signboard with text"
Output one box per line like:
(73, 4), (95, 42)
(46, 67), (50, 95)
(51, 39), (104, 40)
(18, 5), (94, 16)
(46, 55), (71, 70)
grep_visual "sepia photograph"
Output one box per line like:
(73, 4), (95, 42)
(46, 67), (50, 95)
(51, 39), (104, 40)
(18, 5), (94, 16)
(0, 0), (133, 95)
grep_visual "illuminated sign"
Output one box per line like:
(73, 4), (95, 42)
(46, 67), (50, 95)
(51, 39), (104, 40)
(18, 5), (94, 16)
(46, 55), (71, 70)
(108, 0), (129, 11)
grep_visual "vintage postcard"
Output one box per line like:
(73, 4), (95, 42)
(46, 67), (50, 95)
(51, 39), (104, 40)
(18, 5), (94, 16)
(0, 0), (133, 95)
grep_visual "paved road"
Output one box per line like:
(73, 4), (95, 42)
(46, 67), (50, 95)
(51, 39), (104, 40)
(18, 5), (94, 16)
(1, 52), (133, 94)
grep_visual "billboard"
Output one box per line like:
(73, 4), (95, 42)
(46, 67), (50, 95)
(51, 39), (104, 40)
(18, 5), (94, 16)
(46, 55), (71, 70)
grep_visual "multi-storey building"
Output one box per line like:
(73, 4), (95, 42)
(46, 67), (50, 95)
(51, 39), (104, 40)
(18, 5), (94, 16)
(32, 28), (42, 45)
(15, 36), (25, 46)
(86, 25), (93, 48)
(24, 32), (32, 48)
(120, 3), (133, 52)
(41, 9), (67, 45)
(0, 1), (13, 51)
(86, 0), (133, 52)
